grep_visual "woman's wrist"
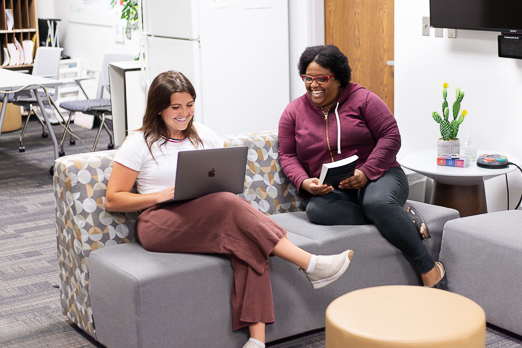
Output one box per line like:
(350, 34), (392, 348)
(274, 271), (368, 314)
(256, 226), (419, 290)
(301, 178), (314, 194)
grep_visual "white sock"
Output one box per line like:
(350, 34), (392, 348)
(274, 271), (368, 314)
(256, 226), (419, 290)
(249, 338), (266, 348)
(306, 254), (318, 273)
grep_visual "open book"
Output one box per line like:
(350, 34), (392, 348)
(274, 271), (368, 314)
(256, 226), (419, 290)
(318, 155), (359, 187)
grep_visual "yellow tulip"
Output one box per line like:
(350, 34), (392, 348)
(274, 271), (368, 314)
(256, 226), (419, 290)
(443, 82), (449, 88)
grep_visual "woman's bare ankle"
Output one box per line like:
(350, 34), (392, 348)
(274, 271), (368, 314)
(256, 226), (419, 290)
(248, 322), (266, 343)
(421, 263), (442, 287)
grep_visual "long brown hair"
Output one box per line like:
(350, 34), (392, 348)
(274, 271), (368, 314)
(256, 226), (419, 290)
(139, 70), (203, 155)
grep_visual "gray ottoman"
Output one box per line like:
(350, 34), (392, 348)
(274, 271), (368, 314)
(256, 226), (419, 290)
(439, 210), (522, 336)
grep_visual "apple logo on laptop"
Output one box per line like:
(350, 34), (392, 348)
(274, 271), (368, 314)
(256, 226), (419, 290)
(208, 168), (216, 177)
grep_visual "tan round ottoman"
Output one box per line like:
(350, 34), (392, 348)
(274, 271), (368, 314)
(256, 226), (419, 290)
(326, 285), (485, 348)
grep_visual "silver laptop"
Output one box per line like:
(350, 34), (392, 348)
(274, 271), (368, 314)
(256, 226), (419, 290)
(172, 146), (248, 201)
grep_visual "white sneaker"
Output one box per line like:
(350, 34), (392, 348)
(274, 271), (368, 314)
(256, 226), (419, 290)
(242, 341), (264, 348)
(302, 250), (354, 289)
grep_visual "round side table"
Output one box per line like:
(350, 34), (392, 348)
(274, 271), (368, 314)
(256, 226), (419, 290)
(325, 285), (486, 348)
(399, 150), (520, 217)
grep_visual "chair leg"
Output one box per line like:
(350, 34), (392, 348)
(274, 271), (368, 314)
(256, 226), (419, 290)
(18, 105), (50, 152)
(18, 108), (33, 152)
(58, 111), (76, 156)
(92, 113), (115, 151)
(92, 114), (106, 152)
(102, 116), (115, 149)
(33, 106), (49, 138)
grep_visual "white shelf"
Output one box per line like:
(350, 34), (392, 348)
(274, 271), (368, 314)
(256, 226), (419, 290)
(55, 58), (82, 114)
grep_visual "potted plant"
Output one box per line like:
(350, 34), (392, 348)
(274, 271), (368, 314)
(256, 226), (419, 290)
(432, 83), (468, 155)
(111, 0), (138, 39)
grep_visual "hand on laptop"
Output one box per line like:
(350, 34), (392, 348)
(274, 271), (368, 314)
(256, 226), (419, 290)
(156, 185), (175, 204)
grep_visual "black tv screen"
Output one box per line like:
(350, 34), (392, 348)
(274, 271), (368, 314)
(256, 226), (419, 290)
(430, 0), (522, 33)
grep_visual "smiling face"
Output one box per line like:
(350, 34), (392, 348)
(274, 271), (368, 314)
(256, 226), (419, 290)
(159, 92), (194, 139)
(305, 61), (341, 111)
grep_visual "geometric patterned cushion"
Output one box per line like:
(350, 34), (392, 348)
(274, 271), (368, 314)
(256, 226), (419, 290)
(59, 98), (111, 113)
(54, 150), (138, 338)
(223, 131), (307, 214)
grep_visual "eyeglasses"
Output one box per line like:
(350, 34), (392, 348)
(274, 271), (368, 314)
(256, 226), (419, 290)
(301, 75), (335, 84)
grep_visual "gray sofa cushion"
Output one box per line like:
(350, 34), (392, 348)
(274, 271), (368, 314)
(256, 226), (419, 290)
(439, 210), (522, 336)
(89, 232), (319, 348)
(89, 202), (459, 348)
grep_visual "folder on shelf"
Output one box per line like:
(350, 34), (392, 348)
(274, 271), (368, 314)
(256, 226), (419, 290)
(5, 9), (14, 31)
(2, 47), (9, 67)
(14, 38), (24, 65)
(7, 43), (18, 66)
(23, 40), (34, 64)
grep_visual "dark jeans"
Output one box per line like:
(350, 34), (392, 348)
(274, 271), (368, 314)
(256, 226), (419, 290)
(306, 166), (435, 274)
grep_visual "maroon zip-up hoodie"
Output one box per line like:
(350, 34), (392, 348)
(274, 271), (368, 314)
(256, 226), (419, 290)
(278, 83), (401, 193)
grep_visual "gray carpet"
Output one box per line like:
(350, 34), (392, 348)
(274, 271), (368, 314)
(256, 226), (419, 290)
(1, 118), (521, 347)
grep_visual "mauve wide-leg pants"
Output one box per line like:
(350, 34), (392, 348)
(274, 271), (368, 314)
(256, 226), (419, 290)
(136, 192), (287, 330)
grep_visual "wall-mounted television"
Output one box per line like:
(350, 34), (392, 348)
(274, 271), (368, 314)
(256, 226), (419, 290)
(430, 0), (522, 33)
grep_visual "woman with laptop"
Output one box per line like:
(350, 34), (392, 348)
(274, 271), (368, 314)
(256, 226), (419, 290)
(278, 45), (446, 290)
(105, 70), (353, 348)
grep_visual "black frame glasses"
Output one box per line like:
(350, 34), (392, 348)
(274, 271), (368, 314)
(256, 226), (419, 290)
(301, 75), (335, 84)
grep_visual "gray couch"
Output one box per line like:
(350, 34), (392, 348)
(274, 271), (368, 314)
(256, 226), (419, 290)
(53, 131), (459, 348)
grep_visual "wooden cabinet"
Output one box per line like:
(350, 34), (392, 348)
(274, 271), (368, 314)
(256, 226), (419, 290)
(0, 0), (39, 71)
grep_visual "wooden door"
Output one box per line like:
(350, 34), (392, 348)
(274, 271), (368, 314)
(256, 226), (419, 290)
(325, 0), (394, 113)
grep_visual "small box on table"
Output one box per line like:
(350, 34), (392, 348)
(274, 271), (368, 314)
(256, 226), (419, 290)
(437, 155), (470, 168)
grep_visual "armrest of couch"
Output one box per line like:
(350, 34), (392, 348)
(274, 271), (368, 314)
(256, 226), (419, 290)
(53, 150), (139, 338)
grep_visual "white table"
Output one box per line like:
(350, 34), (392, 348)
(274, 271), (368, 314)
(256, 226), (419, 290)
(0, 68), (63, 160)
(399, 150), (521, 217)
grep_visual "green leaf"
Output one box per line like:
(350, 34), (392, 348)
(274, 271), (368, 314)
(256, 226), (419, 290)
(440, 120), (451, 140)
(458, 90), (465, 102)
(452, 101), (460, 119)
(432, 112), (442, 123)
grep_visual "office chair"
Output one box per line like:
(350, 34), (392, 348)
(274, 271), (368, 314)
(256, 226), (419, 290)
(58, 52), (134, 153)
(0, 47), (64, 152)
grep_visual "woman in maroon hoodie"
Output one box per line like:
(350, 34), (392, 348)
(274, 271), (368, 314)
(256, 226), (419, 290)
(278, 45), (446, 289)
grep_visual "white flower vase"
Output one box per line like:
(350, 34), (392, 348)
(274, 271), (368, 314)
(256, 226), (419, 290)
(437, 139), (460, 156)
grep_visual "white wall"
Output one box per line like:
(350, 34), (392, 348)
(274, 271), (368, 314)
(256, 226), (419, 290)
(395, 0), (522, 211)
(36, 0), (54, 18)
(49, 0), (322, 114)
(51, 0), (139, 72)
(288, 0), (325, 101)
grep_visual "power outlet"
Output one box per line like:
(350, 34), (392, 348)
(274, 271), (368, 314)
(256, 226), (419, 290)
(422, 17), (430, 36)
(435, 28), (443, 37)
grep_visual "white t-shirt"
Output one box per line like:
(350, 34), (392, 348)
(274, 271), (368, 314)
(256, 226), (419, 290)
(114, 122), (224, 194)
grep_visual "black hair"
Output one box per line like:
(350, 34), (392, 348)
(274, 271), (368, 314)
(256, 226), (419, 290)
(297, 45), (351, 88)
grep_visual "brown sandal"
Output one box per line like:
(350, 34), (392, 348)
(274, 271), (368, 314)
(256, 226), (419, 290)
(424, 262), (447, 290)
(405, 205), (431, 240)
